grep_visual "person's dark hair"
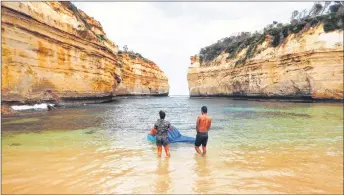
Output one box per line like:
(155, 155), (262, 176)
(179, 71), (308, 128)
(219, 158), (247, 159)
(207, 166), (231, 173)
(159, 110), (166, 119)
(201, 106), (207, 113)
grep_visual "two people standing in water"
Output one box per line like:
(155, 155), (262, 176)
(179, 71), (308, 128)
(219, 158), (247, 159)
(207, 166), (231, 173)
(149, 106), (212, 157)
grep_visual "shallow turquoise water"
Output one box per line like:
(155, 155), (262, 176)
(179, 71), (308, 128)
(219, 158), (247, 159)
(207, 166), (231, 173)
(2, 97), (343, 194)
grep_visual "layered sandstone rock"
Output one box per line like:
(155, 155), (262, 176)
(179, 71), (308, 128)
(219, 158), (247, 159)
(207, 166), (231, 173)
(115, 53), (169, 96)
(1, 2), (121, 103)
(1, 105), (16, 116)
(188, 24), (343, 100)
(1, 2), (169, 107)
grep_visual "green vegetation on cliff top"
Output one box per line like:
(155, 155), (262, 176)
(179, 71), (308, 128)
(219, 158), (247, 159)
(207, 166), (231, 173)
(63, 2), (110, 44)
(197, 2), (344, 66)
(118, 45), (153, 64)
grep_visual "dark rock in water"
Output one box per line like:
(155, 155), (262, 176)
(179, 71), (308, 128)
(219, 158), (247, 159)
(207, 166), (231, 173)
(84, 130), (95, 134)
(47, 105), (53, 111)
(9, 143), (21, 146)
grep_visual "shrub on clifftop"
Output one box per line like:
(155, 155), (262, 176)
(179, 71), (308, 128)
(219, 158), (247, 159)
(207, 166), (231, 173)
(197, 1), (344, 66)
(118, 45), (153, 63)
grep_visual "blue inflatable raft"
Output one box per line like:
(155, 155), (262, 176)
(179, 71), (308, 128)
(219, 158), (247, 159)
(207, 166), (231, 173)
(147, 126), (195, 143)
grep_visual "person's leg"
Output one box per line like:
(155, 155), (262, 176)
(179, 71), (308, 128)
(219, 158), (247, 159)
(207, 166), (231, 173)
(201, 136), (208, 156)
(163, 137), (170, 157)
(195, 135), (202, 155)
(156, 136), (163, 157)
(202, 146), (206, 156)
(157, 146), (162, 157)
(195, 147), (202, 154)
(164, 145), (170, 157)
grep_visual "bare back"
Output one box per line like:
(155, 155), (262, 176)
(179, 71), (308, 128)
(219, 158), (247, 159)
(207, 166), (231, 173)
(196, 114), (212, 133)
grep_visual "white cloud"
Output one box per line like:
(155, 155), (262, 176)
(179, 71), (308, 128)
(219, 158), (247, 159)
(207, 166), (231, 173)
(74, 2), (314, 95)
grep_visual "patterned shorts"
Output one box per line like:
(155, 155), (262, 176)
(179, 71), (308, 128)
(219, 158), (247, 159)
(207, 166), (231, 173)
(156, 136), (169, 146)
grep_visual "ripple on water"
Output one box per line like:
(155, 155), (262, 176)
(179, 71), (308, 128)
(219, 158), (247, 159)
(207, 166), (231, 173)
(1, 97), (343, 194)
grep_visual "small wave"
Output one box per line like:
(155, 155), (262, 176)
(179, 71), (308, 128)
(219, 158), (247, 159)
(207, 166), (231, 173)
(11, 103), (55, 111)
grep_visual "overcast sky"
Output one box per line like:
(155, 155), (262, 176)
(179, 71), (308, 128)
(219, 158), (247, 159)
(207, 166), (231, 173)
(74, 2), (314, 95)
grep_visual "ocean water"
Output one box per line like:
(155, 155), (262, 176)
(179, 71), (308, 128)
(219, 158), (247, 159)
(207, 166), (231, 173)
(2, 96), (343, 194)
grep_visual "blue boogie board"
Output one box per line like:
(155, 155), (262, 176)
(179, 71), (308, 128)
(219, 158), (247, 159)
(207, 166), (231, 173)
(147, 134), (156, 142)
(147, 126), (195, 143)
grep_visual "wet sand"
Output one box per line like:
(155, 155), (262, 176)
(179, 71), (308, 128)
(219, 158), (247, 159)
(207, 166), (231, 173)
(2, 97), (343, 194)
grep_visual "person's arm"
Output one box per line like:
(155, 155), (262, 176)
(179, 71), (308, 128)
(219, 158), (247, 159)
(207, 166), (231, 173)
(168, 122), (173, 131)
(153, 122), (158, 130)
(148, 128), (155, 135)
(207, 118), (212, 131)
(196, 116), (200, 132)
(149, 123), (158, 135)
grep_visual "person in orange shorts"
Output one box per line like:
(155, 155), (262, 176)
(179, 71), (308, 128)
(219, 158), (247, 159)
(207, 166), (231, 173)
(195, 106), (212, 156)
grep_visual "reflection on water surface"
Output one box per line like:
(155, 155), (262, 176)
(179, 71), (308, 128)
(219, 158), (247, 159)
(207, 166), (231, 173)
(2, 97), (343, 194)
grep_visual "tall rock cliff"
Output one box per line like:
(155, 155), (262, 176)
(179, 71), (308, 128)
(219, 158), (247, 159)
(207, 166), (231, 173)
(1, 2), (169, 105)
(188, 19), (343, 100)
(115, 53), (169, 96)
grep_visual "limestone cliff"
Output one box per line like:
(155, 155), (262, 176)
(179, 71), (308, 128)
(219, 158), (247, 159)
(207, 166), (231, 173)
(188, 24), (343, 100)
(1, 2), (169, 106)
(115, 53), (169, 96)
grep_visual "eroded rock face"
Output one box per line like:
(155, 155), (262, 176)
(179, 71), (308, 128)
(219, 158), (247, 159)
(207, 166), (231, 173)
(1, 2), (121, 103)
(114, 54), (169, 96)
(188, 25), (343, 100)
(1, 2), (169, 106)
(1, 104), (17, 116)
